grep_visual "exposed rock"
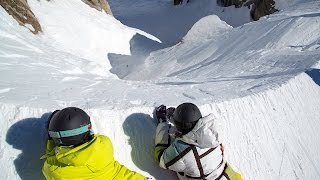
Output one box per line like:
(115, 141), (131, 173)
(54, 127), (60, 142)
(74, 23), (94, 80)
(174, 0), (190, 6)
(82, 0), (113, 16)
(217, 0), (245, 8)
(217, 0), (278, 20)
(0, 0), (42, 34)
(247, 0), (278, 21)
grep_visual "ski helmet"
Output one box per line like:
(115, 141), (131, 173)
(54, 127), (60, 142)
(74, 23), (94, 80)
(173, 103), (202, 135)
(48, 107), (92, 146)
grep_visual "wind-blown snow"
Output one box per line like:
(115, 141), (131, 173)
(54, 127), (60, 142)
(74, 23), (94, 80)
(274, 0), (319, 10)
(28, 0), (160, 76)
(0, 0), (320, 179)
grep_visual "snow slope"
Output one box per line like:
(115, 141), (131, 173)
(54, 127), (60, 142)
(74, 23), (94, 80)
(109, 0), (251, 46)
(1, 0), (320, 180)
(274, 0), (319, 10)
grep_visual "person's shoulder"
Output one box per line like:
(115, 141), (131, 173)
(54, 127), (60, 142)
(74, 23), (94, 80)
(171, 139), (192, 152)
(93, 134), (112, 144)
(162, 140), (192, 162)
(201, 113), (215, 121)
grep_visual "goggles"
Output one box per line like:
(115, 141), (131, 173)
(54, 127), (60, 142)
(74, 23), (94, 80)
(49, 124), (91, 138)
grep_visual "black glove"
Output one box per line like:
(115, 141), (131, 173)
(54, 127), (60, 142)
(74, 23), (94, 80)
(166, 107), (175, 120)
(155, 105), (176, 123)
(155, 105), (167, 123)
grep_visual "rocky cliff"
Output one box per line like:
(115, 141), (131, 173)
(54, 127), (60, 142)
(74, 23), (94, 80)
(218, 0), (278, 20)
(0, 0), (42, 34)
(1, 0), (113, 35)
(82, 0), (113, 16)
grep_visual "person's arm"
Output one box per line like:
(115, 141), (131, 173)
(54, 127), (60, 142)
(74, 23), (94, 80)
(100, 135), (146, 180)
(158, 141), (188, 172)
(154, 122), (171, 162)
(154, 105), (175, 162)
(46, 139), (55, 153)
(40, 139), (56, 160)
(155, 122), (187, 173)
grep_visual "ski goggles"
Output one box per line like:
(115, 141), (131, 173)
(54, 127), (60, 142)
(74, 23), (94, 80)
(49, 124), (91, 138)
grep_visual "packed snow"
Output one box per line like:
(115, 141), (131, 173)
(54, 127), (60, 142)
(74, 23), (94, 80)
(0, 0), (320, 180)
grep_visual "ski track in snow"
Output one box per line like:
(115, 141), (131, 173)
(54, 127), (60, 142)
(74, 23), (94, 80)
(0, 0), (320, 180)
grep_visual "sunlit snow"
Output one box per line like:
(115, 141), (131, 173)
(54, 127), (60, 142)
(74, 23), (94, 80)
(0, 0), (319, 179)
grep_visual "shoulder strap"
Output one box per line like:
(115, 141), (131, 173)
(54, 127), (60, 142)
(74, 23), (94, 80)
(191, 146), (206, 180)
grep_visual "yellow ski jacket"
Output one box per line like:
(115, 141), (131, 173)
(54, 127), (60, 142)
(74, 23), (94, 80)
(41, 134), (145, 180)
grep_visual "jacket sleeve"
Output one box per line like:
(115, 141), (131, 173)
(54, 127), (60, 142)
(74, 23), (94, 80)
(158, 141), (188, 172)
(46, 139), (55, 153)
(40, 139), (56, 160)
(41, 140), (61, 180)
(154, 122), (171, 163)
(101, 135), (146, 180)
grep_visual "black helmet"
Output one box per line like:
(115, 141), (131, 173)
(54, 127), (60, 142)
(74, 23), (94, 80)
(173, 103), (202, 135)
(48, 107), (93, 146)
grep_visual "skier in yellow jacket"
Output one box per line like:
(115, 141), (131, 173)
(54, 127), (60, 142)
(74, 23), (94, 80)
(41, 107), (146, 180)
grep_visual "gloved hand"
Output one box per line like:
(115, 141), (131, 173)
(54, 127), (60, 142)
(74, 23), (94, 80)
(155, 105), (167, 123)
(166, 107), (175, 120)
(155, 105), (176, 123)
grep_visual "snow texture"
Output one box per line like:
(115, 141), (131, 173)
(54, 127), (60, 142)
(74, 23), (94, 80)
(0, 0), (320, 179)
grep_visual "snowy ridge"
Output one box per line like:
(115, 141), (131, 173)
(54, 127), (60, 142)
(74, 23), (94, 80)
(207, 72), (320, 179)
(27, 0), (160, 75)
(274, 0), (318, 10)
(1, 1), (319, 109)
(1, 71), (319, 179)
(124, 4), (320, 81)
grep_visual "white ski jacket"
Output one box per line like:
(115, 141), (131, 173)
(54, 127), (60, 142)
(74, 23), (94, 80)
(155, 114), (226, 180)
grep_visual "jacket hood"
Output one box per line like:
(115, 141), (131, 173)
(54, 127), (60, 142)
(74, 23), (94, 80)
(179, 114), (220, 148)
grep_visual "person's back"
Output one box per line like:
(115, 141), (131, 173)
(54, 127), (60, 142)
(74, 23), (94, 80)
(41, 107), (145, 180)
(154, 103), (242, 180)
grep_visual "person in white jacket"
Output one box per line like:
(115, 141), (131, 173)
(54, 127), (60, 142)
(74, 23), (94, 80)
(154, 103), (242, 180)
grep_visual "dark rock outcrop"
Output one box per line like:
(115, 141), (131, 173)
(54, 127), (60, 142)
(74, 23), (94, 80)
(217, 0), (278, 20)
(247, 0), (278, 21)
(0, 0), (42, 34)
(82, 0), (113, 16)
(217, 0), (245, 8)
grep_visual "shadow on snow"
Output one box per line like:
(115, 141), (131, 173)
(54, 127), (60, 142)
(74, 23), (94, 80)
(122, 113), (178, 179)
(109, 0), (221, 46)
(108, 33), (165, 79)
(6, 112), (51, 180)
(306, 68), (320, 86)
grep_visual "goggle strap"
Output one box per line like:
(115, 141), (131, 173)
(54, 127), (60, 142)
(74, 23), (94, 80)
(49, 124), (91, 138)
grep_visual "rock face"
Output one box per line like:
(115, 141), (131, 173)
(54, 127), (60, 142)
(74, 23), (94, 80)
(248, 0), (278, 21)
(217, 0), (244, 8)
(217, 0), (278, 20)
(82, 0), (113, 16)
(0, 0), (42, 34)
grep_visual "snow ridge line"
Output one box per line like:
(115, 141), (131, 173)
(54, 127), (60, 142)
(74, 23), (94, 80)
(0, 72), (319, 179)
(200, 72), (320, 179)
